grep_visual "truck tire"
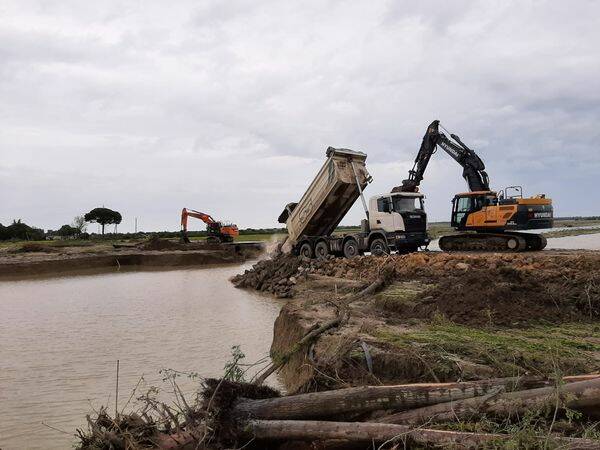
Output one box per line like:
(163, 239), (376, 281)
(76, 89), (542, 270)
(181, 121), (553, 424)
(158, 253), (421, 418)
(315, 241), (329, 260)
(299, 242), (314, 259)
(343, 239), (359, 258)
(370, 238), (389, 256)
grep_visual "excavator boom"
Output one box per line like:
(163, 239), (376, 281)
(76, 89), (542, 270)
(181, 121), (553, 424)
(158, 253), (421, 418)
(393, 120), (489, 193)
(181, 208), (216, 231)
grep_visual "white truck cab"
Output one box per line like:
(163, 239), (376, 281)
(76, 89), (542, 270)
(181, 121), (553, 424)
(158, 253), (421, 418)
(369, 192), (426, 233)
(362, 191), (428, 255)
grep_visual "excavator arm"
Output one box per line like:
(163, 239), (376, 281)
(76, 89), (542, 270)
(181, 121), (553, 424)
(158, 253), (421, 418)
(393, 120), (490, 193)
(181, 208), (216, 232)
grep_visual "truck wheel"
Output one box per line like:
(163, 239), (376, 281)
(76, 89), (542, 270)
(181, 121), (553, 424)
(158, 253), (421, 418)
(299, 242), (314, 259)
(343, 239), (359, 258)
(370, 238), (389, 256)
(315, 241), (329, 260)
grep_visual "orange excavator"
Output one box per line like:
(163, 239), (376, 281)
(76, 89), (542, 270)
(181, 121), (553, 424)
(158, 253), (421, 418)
(180, 208), (239, 243)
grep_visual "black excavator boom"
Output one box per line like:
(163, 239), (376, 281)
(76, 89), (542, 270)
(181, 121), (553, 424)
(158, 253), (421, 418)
(393, 120), (489, 193)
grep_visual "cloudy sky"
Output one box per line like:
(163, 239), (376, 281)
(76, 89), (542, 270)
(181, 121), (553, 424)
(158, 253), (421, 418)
(1, 0), (599, 232)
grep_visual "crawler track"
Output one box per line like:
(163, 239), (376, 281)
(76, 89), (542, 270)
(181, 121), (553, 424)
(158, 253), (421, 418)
(439, 232), (547, 252)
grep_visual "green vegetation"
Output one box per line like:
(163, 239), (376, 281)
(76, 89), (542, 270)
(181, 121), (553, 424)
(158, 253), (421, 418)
(439, 409), (600, 448)
(377, 322), (600, 379)
(222, 345), (247, 382)
(84, 207), (122, 235)
(57, 224), (79, 238)
(0, 220), (44, 241)
(374, 282), (432, 313)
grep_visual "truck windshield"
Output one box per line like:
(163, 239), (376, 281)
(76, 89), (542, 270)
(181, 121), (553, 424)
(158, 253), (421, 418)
(392, 196), (422, 212)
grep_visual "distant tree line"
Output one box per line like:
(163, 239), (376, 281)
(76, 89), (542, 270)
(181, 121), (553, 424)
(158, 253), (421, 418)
(556, 216), (600, 220)
(0, 220), (45, 241)
(3, 211), (595, 242)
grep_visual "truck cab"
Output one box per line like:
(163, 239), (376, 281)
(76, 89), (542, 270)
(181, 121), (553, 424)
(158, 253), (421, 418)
(366, 192), (428, 254)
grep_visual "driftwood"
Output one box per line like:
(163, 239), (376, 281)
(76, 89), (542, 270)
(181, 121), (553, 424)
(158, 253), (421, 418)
(253, 315), (344, 385)
(379, 376), (600, 425)
(245, 419), (600, 449)
(235, 377), (547, 420)
(254, 275), (388, 385)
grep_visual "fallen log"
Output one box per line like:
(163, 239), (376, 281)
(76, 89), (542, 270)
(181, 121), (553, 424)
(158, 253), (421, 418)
(379, 376), (600, 425)
(253, 314), (343, 385)
(244, 420), (600, 449)
(235, 377), (531, 420)
(253, 275), (388, 386)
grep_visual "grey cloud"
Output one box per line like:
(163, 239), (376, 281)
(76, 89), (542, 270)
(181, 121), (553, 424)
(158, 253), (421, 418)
(1, 0), (599, 231)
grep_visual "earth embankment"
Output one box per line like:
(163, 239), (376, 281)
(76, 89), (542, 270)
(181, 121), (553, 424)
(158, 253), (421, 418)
(234, 251), (600, 393)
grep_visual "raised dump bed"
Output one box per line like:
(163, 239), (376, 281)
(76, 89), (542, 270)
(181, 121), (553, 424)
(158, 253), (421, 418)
(278, 147), (371, 249)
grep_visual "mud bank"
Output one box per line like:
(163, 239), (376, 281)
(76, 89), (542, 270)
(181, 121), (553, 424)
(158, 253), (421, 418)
(0, 243), (262, 279)
(235, 251), (600, 394)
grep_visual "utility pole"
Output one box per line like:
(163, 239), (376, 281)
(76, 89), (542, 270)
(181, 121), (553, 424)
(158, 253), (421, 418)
(135, 217), (138, 233)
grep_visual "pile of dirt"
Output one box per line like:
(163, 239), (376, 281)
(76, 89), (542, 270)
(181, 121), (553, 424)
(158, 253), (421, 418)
(139, 236), (188, 251)
(405, 267), (598, 326)
(231, 251), (600, 323)
(298, 252), (600, 326)
(8, 242), (55, 253)
(231, 254), (311, 298)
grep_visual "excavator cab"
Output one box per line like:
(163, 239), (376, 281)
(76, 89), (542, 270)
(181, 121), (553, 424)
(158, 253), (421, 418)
(450, 191), (498, 229)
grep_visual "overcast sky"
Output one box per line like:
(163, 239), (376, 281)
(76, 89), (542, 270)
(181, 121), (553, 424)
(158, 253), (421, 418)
(1, 1), (599, 232)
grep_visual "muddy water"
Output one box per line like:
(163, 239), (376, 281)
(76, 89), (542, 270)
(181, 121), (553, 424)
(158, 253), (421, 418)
(0, 263), (281, 450)
(545, 233), (600, 250)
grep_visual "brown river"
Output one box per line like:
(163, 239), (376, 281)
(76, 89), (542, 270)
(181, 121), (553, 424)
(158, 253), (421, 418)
(0, 263), (282, 450)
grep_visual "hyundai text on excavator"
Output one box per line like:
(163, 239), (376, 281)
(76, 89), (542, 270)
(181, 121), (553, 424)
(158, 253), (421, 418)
(394, 120), (553, 252)
(180, 208), (239, 243)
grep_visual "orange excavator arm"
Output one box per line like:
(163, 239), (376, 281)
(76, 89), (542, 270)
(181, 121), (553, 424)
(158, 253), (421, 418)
(181, 208), (216, 232)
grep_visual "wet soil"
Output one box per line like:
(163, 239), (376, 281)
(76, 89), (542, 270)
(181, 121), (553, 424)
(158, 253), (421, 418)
(232, 250), (600, 393)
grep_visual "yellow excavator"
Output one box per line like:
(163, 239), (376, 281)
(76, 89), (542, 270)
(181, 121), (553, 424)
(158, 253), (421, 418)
(394, 121), (553, 251)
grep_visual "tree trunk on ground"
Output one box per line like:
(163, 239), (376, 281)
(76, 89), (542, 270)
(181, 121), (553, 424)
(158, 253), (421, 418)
(378, 377), (600, 426)
(253, 315), (343, 385)
(235, 377), (529, 420)
(244, 420), (600, 449)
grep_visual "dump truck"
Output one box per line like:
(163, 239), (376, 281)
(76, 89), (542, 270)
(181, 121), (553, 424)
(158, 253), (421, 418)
(278, 147), (430, 258)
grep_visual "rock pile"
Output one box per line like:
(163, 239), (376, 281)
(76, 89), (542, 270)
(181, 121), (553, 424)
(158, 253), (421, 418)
(231, 254), (307, 298)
